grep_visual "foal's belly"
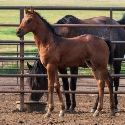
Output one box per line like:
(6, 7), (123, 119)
(58, 56), (86, 68)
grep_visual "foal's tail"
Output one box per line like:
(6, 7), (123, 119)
(104, 38), (113, 65)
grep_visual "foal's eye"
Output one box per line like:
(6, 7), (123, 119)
(27, 18), (32, 23)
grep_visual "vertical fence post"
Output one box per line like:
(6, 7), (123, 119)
(16, 44), (19, 84)
(19, 7), (25, 111)
(109, 8), (113, 74)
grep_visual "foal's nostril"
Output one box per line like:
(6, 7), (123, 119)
(16, 29), (24, 38)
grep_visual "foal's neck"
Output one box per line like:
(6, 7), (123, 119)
(33, 21), (54, 48)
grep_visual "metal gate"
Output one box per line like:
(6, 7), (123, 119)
(0, 6), (125, 110)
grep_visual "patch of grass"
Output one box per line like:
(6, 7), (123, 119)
(0, 0), (125, 41)
(0, 64), (19, 74)
(120, 63), (125, 74)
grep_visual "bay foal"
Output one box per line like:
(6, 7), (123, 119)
(16, 7), (115, 118)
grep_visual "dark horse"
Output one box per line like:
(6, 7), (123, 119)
(26, 59), (48, 101)
(16, 7), (115, 118)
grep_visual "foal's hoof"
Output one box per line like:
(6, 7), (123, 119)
(44, 113), (51, 118)
(109, 110), (115, 117)
(90, 108), (96, 113)
(59, 110), (65, 117)
(59, 113), (64, 117)
(93, 110), (99, 117)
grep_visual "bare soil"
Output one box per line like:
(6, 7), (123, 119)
(0, 77), (125, 125)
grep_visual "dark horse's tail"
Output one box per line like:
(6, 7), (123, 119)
(104, 38), (113, 65)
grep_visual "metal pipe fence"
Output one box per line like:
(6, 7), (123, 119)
(0, 6), (125, 110)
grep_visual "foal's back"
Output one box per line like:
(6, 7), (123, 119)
(57, 34), (109, 68)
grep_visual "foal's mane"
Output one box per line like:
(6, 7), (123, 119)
(34, 11), (60, 36)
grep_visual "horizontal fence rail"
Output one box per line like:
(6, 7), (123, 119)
(0, 6), (125, 10)
(1, 84), (125, 87)
(0, 90), (125, 94)
(1, 24), (125, 28)
(0, 74), (125, 77)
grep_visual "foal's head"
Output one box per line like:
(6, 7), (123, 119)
(16, 7), (37, 38)
(26, 60), (48, 101)
(16, 7), (59, 39)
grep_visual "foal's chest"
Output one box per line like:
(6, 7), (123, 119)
(39, 46), (60, 67)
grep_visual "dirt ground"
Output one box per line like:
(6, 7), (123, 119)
(0, 77), (125, 125)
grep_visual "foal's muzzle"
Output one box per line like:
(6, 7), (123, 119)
(16, 29), (24, 38)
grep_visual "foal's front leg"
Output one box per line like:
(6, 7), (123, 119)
(54, 71), (65, 117)
(44, 65), (56, 118)
(45, 64), (65, 118)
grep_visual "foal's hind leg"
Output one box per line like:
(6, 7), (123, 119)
(91, 70), (105, 116)
(91, 94), (99, 113)
(86, 61), (105, 116)
(99, 68), (115, 117)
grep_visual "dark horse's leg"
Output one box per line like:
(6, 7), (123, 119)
(113, 60), (122, 112)
(58, 68), (71, 111)
(113, 43), (125, 112)
(69, 66), (78, 111)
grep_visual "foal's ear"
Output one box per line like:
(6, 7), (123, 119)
(30, 6), (34, 14)
(24, 7), (28, 14)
